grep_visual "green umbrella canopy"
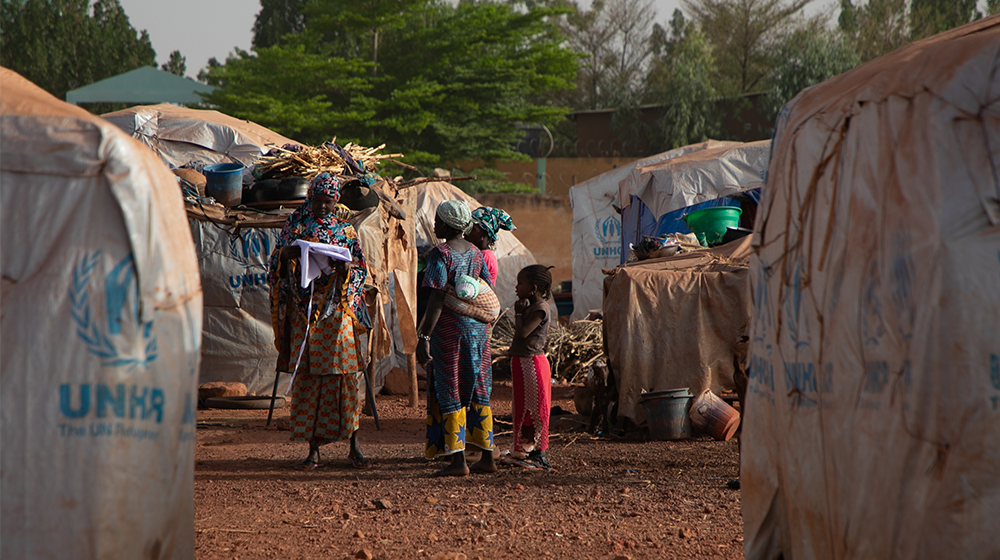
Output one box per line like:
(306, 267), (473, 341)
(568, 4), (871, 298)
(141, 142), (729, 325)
(65, 66), (214, 105)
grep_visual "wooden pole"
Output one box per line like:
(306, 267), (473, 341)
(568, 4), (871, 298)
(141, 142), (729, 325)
(407, 352), (418, 408)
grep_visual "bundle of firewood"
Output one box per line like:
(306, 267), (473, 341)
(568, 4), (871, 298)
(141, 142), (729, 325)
(490, 314), (604, 383)
(253, 141), (403, 181)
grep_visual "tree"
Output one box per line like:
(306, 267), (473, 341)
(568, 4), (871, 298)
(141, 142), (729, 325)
(682, 0), (812, 95)
(909, 0), (978, 40)
(761, 25), (859, 121)
(1, 0), (155, 100)
(252, 0), (307, 50)
(161, 50), (187, 76)
(644, 26), (725, 150)
(201, 0), (578, 169)
(557, 0), (656, 110)
(838, 0), (909, 62)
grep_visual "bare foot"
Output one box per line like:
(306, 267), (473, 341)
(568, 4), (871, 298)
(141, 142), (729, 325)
(468, 461), (498, 474)
(433, 464), (470, 477)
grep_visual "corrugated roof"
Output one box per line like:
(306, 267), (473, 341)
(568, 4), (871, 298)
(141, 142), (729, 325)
(65, 66), (214, 105)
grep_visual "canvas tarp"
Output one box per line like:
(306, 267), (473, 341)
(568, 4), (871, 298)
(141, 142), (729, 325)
(1, 67), (203, 559)
(102, 105), (416, 396)
(102, 103), (297, 169)
(617, 141), (769, 258)
(744, 16), (1000, 560)
(414, 182), (536, 309)
(619, 140), (770, 219)
(603, 236), (752, 425)
(569, 140), (738, 321)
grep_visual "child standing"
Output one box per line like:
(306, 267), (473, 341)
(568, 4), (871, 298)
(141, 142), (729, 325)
(508, 264), (555, 469)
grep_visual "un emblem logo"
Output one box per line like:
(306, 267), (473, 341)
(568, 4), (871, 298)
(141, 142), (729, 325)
(594, 215), (621, 244)
(228, 228), (274, 269)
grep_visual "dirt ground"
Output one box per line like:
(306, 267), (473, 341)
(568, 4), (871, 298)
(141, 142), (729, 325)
(194, 382), (745, 560)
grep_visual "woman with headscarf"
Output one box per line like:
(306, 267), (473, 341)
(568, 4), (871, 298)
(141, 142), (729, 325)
(465, 206), (516, 286)
(416, 200), (497, 476)
(268, 172), (373, 470)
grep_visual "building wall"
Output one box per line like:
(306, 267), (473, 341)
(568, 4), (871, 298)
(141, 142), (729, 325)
(458, 157), (637, 196)
(476, 193), (573, 287)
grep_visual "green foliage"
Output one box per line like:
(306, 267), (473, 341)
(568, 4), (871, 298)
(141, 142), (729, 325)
(643, 27), (724, 150)
(202, 0), (577, 171)
(161, 51), (186, 76)
(910, 0), (978, 39)
(682, 0), (812, 95)
(252, 0), (307, 50)
(1, 0), (156, 100)
(453, 167), (537, 194)
(761, 26), (859, 121)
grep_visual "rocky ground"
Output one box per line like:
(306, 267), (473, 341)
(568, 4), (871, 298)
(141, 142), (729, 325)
(194, 382), (745, 560)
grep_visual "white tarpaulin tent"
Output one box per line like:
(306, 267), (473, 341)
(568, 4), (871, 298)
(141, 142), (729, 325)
(102, 103), (297, 169)
(568, 140), (738, 321)
(1, 68), (203, 559)
(618, 140), (769, 219)
(414, 182), (537, 309)
(744, 17), (1000, 560)
(105, 107), (417, 396)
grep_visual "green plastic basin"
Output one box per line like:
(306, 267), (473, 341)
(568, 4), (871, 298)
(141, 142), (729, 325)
(683, 206), (743, 247)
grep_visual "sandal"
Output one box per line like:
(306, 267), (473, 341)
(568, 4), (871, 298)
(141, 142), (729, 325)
(349, 454), (375, 470)
(294, 460), (321, 470)
(526, 450), (552, 470)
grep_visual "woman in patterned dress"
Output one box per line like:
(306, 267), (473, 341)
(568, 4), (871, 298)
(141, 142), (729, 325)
(416, 200), (497, 476)
(268, 172), (373, 470)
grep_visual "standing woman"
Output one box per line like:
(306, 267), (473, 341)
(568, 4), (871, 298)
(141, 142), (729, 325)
(268, 172), (374, 470)
(417, 200), (497, 476)
(465, 206), (516, 286)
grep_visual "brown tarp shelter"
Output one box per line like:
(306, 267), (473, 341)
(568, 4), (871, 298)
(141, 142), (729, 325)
(743, 15), (1000, 560)
(603, 236), (752, 425)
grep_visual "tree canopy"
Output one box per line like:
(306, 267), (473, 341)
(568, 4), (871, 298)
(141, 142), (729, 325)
(1, 0), (156, 100)
(201, 0), (578, 170)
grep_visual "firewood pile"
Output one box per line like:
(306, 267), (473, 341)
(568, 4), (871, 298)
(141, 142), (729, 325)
(253, 141), (403, 181)
(490, 314), (604, 383)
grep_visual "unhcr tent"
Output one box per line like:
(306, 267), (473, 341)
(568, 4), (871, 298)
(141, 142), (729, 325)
(568, 140), (738, 321)
(617, 140), (769, 258)
(744, 17), (1000, 560)
(103, 103), (296, 169)
(414, 182), (537, 310)
(103, 106), (417, 397)
(65, 65), (214, 106)
(1, 68), (203, 559)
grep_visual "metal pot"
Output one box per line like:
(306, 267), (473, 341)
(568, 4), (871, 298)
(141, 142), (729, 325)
(277, 177), (309, 200)
(243, 179), (280, 204)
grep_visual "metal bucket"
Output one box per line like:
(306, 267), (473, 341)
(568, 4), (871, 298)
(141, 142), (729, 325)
(640, 388), (693, 440)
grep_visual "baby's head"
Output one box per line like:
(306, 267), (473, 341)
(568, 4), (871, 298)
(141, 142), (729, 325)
(516, 264), (554, 301)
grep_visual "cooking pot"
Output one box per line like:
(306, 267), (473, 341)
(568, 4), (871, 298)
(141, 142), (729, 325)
(277, 177), (309, 200)
(243, 179), (280, 204)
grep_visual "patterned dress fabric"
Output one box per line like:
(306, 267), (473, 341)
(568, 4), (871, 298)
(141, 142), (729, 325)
(423, 242), (495, 458)
(268, 173), (369, 445)
(511, 354), (552, 454)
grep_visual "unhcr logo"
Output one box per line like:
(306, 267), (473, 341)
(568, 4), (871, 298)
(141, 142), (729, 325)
(594, 215), (620, 244)
(227, 228), (277, 293)
(593, 215), (621, 258)
(228, 228), (274, 269)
